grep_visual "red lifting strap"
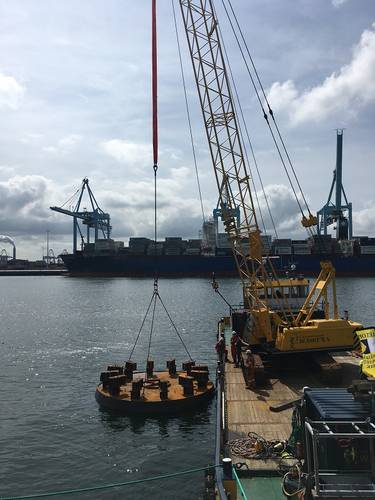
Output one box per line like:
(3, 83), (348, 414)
(152, 0), (158, 167)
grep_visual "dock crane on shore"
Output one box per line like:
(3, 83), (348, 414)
(178, 0), (361, 353)
(50, 178), (111, 254)
(317, 129), (353, 240)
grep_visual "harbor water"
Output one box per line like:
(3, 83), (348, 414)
(1, 276), (375, 499)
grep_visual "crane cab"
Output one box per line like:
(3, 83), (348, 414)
(244, 277), (312, 314)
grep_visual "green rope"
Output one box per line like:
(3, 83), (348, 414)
(232, 466), (248, 500)
(0, 465), (220, 500)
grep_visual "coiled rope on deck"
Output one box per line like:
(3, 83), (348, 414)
(0, 465), (221, 500)
(229, 431), (289, 460)
(282, 462), (307, 498)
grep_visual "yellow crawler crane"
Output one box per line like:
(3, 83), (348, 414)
(242, 261), (361, 352)
(274, 261), (362, 352)
(179, 0), (362, 353)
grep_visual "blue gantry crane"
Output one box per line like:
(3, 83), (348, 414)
(317, 130), (353, 240)
(50, 178), (111, 254)
(213, 202), (240, 243)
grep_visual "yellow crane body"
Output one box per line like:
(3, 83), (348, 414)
(275, 319), (362, 352)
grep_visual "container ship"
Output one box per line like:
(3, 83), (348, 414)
(60, 231), (375, 278)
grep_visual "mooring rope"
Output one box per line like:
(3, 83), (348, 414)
(0, 465), (221, 500)
(229, 431), (289, 460)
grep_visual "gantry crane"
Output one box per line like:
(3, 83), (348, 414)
(50, 178), (111, 254)
(317, 129), (353, 240)
(179, 0), (361, 353)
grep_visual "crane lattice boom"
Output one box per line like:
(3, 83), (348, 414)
(179, 0), (267, 301)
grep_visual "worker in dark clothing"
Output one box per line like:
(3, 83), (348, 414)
(230, 331), (239, 364)
(234, 334), (249, 367)
(244, 349), (256, 389)
(215, 333), (227, 363)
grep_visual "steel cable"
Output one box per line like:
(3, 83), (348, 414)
(220, 0), (307, 220)
(172, 0), (206, 223)
(129, 1), (193, 365)
(146, 292), (158, 367)
(217, 21), (267, 236)
(59, 186), (81, 209)
(225, 0), (313, 219)
(128, 290), (156, 361)
(157, 292), (193, 361)
(218, 21), (279, 240)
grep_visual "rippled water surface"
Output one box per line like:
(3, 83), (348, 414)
(1, 276), (242, 499)
(1, 276), (374, 499)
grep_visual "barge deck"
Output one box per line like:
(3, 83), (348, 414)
(224, 348), (361, 474)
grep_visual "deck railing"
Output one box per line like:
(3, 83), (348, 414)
(232, 466), (248, 499)
(305, 418), (375, 497)
(215, 361), (228, 499)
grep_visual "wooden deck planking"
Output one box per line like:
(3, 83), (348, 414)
(224, 354), (361, 472)
(226, 379), (300, 401)
(225, 371), (246, 384)
(228, 400), (293, 425)
(229, 423), (292, 441)
(225, 363), (296, 471)
(230, 456), (283, 471)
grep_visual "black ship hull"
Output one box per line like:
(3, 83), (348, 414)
(61, 252), (375, 277)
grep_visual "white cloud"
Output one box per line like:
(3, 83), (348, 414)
(353, 203), (375, 236)
(267, 80), (298, 114)
(267, 23), (375, 125)
(101, 139), (152, 165)
(0, 174), (77, 258)
(97, 166), (203, 237)
(87, 74), (113, 92)
(0, 165), (16, 177)
(332, 0), (348, 7)
(257, 184), (305, 237)
(0, 175), (74, 241)
(58, 134), (82, 148)
(0, 73), (25, 109)
(20, 133), (44, 145)
(0, 234), (15, 247)
(42, 146), (58, 153)
(53, 37), (74, 47)
(43, 135), (82, 154)
(105, 167), (192, 211)
(0, 175), (50, 213)
(259, 185), (375, 238)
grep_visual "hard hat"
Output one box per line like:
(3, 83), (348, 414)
(232, 331), (237, 335)
(246, 349), (252, 354)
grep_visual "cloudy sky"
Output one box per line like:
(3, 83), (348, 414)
(0, 0), (374, 259)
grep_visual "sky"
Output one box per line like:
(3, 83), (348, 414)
(0, 0), (374, 259)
